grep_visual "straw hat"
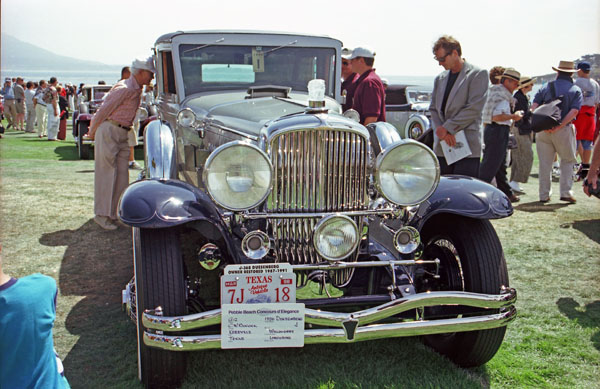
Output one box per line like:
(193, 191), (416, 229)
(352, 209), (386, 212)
(552, 60), (577, 73)
(495, 67), (521, 82)
(519, 76), (536, 89)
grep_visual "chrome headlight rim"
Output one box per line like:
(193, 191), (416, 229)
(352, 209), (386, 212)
(374, 139), (440, 206)
(177, 108), (197, 128)
(313, 214), (360, 262)
(202, 141), (273, 211)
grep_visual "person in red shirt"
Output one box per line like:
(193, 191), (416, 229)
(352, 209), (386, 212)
(349, 47), (386, 125)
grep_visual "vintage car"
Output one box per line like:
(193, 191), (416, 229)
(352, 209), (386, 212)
(74, 84), (156, 159)
(119, 31), (517, 388)
(72, 84), (112, 159)
(385, 84), (432, 140)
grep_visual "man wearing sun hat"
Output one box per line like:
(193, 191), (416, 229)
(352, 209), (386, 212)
(531, 60), (583, 204)
(479, 68), (524, 202)
(349, 47), (386, 125)
(88, 56), (156, 230)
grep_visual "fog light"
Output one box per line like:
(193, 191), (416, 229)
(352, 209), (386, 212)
(242, 230), (270, 260)
(314, 215), (359, 262)
(393, 226), (420, 254)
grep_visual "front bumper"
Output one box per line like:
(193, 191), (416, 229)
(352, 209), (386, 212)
(141, 287), (517, 351)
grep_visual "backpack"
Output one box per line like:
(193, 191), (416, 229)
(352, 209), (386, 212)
(531, 82), (562, 133)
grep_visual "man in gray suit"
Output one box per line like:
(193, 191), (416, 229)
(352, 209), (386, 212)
(429, 36), (489, 177)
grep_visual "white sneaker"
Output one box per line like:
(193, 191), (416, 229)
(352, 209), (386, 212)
(509, 181), (525, 194)
(129, 161), (143, 170)
(94, 215), (118, 230)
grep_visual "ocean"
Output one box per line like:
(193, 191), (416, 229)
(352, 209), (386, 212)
(1, 70), (122, 87)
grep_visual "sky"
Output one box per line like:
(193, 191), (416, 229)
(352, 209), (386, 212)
(1, 0), (599, 77)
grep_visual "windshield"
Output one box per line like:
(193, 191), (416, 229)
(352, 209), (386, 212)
(406, 88), (432, 103)
(179, 44), (336, 97)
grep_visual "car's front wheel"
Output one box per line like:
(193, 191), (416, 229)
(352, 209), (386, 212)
(404, 116), (426, 139)
(134, 227), (187, 388)
(419, 216), (509, 367)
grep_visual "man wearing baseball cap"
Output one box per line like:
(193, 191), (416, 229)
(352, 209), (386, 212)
(531, 60), (583, 204)
(348, 47), (386, 125)
(88, 56), (155, 230)
(573, 61), (600, 180)
(341, 48), (359, 112)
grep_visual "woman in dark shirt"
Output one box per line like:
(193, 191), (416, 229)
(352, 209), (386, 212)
(509, 77), (536, 193)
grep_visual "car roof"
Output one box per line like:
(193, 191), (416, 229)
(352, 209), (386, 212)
(155, 30), (341, 45)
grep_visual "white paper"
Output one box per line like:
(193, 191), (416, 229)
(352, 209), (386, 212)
(221, 303), (305, 349)
(441, 130), (471, 165)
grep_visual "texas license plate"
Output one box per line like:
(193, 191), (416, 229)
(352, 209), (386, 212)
(220, 264), (296, 305)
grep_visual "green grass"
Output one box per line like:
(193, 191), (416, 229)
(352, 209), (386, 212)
(1, 122), (599, 388)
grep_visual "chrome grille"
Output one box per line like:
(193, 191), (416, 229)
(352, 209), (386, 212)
(267, 129), (368, 286)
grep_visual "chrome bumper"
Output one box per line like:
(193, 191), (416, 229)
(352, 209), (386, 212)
(142, 288), (517, 351)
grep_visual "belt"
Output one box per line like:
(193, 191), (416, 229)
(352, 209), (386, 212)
(37, 103), (47, 107)
(107, 119), (132, 131)
(490, 122), (510, 127)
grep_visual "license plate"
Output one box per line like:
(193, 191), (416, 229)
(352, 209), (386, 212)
(220, 264), (296, 305)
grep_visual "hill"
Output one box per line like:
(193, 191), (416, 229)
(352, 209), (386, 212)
(535, 54), (600, 83)
(1, 34), (120, 72)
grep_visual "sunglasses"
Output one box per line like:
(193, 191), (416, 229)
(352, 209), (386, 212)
(433, 52), (452, 62)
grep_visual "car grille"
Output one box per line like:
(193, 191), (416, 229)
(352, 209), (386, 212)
(266, 129), (369, 286)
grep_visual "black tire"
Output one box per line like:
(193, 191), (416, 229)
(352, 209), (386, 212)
(419, 216), (509, 367)
(134, 227), (188, 388)
(78, 122), (91, 160)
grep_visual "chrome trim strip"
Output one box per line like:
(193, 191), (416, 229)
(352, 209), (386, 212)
(242, 208), (395, 219)
(142, 288), (517, 332)
(206, 122), (259, 141)
(143, 306), (516, 351)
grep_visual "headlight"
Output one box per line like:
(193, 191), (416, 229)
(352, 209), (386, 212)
(375, 139), (440, 206)
(313, 215), (359, 261)
(203, 142), (272, 210)
(177, 108), (196, 128)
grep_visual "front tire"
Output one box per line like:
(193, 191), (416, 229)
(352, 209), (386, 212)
(419, 216), (509, 367)
(134, 227), (187, 388)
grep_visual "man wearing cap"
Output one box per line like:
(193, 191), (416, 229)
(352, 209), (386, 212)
(341, 49), (359, 112)
(573, 61), (600, 179)
(531, 61), (583, 204)
(88, 57), (155, 230)
(429, 36), (489, 177)
(479, 68), (523, 202)
(349, 47), (386, 125)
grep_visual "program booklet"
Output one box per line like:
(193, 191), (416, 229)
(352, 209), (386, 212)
(441, 130), (471, 165)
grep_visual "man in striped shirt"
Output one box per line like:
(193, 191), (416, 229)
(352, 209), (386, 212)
(88, 57), (155, 230)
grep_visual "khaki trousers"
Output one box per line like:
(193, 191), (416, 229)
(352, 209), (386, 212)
(35, 104), (48, 136)
(4, 100), (16, 126)
(94, 121), (130, 219)
(535, 124), (577, 200)
(26, 104), (36, 132)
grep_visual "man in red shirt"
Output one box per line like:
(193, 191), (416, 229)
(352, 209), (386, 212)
(349, 47), (386, 125)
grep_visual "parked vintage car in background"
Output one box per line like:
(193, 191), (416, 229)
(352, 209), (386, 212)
(72, 84), (112, 159)
(73, 84), (156, 159)
(385, 84), (432, 140)
(119, 30), (517, 388)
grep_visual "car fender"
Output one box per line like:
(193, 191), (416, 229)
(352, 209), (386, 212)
(410, 175), (513, 230)
(77, 113), (93, 122)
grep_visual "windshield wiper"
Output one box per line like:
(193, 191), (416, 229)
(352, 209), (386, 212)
(182, 38), (225, 54)
(263, 40), (298, 55)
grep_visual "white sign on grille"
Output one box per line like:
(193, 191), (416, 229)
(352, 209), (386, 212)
(221, 264), (296, 305)
(221, 303), (305, 349)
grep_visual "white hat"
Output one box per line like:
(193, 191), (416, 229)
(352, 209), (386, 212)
(349, 47), (376, 59)
(341, 48), (353, 60)
(132, 56), (156, 73)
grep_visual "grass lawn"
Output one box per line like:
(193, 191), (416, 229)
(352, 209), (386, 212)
(1, 122), (599, 388)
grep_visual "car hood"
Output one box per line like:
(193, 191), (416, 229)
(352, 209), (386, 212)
(185, 92), (340, 136)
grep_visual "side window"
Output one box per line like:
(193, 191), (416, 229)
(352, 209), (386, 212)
(160, 51), (176, 95)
